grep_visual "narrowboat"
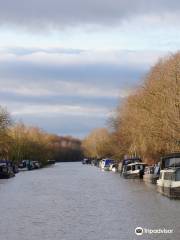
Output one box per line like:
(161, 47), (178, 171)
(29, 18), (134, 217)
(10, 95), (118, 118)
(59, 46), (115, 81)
(109, 163), (118, 172)
(160, 153), (180, 169)
(91, 159), (96, 166)
(13, 165), (19, 174)
(122, 162), (147, 179)
(18, 160), (28, 170)
(157, 153), (180, 198)
(0, 160), (15, 179)
(143, 164), (160, 184)
(120, 157), (142, 175)
(82, 158), (87, 164)
(82, 158), (91, 164)
(157, 168), (180, 199)
(91, 159), (100, 166)
(19, 160), (41, 170)
(100, 159), (114, 170)
(32, 161), (41, 169)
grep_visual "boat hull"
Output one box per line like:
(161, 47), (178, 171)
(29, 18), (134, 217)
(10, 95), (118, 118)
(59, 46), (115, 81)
(0, 171), (15, 179)
(143, 174), (158, 184)
(157, 186), (180, 199)
(104, 166), (110, 171)
(112, 168), (117, 172)
(122, 173), (142, 179)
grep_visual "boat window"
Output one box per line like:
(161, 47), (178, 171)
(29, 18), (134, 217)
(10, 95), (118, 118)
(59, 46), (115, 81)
(135, 165), (142, 170)
(175, 169), (180, 181)
(126, 166), (131, 171)
(164, 172), (175, 181)
(164, 157), (180, 168)
(132, 165), (135, 171)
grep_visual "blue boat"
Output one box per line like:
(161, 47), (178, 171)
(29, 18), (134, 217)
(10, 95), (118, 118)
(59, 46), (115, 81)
(100, 158), (114, 170)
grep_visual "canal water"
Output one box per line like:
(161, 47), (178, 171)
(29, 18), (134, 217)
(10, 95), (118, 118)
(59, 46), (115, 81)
(0, 162), (179, 240)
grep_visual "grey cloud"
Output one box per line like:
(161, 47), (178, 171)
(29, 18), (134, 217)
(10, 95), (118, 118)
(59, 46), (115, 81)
(0, 0), (180, 29)
(0, 48), (162, 136)
(0, 91), (119, 109)
(4, 47), (84, 56)
(0, 58), (146, 89)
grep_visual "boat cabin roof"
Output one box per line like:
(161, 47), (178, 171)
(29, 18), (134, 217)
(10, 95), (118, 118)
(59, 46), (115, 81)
(160, 153), (180, 169)
(0, 160), (12, 163)
(123, 157), (141, 162)
(161, 167), (180, 173)
(161, 152), (180, 160)
(127, 162), (146, 166)
(102, 158), (113, 162)
(161, 169), (175, 173)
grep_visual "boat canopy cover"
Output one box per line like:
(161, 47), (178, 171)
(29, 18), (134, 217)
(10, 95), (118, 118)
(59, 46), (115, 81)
(161, 153), (180, 169)
(0, 160), (12, 165)
(122, 158), (141, 166)
(104, 159), (113, 166)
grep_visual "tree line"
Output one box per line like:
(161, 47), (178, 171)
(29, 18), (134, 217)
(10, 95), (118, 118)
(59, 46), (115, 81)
(0, 108), (82, 165)
(83, 52), (180, 164)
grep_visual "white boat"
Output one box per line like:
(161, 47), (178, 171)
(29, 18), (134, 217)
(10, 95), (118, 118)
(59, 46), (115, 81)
(122, 162), (147, 179)
(143, 165), (160, 184)
(100, 159), (113, 170)
(119, 157), (142, 175)
(109, 163), (118, 172)
(157, 168), (180, 199)
(112, 165), (117, 172)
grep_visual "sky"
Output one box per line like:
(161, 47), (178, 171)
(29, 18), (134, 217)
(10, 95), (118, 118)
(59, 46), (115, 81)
(0, 0), (179, 138)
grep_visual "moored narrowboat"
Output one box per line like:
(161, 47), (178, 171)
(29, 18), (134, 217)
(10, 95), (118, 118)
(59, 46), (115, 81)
(160, 153), (180, 169)
(157, 168), (180, 199)
(119, 157), (142, 175)
(100, 159), (114, 170)
(109, 163), (118, 172)
(0, 160), (15, 179)
(82, 158), (91, 164)
(122, 162), (147, 179)
(157, 153), (180, 198)
(18, 160), (41, 171)
(143, 164), (160, 184)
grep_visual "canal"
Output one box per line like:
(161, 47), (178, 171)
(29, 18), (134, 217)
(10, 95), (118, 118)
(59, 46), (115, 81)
(0, 162), (179, 240)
